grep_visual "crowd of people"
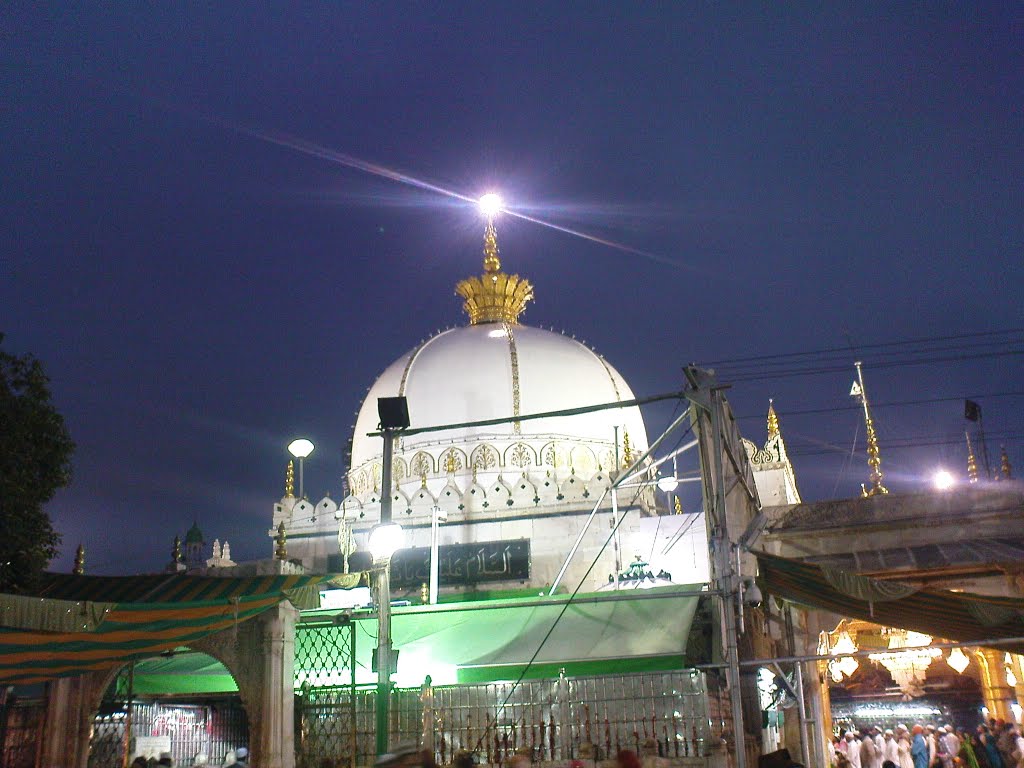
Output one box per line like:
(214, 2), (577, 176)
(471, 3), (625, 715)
(830, 721), (1024, 768)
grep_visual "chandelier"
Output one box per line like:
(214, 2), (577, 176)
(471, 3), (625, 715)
(828, 630), (860, 682)
(869, 630), (940, 699)
(946, 647), (970, 674)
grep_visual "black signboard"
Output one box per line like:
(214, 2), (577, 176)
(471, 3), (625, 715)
(389, 539), (530, 589)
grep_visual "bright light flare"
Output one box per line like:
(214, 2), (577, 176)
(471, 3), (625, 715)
(288, 438), (315, 459)
(932, 469), (955, 491)
(368, 522), (404, 561)
(478, 193), (503, 218)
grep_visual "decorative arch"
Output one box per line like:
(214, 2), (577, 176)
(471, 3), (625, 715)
(570, 445), (598, 476)
(504, 442), (537, 470)
(440, 447), (468, 474)
(470, 444), (499, 472)
(410, 451), (435, 478)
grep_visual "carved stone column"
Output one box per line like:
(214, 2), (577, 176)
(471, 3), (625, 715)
(975, 648), (1018, 723)
(257, 601), (299, 768)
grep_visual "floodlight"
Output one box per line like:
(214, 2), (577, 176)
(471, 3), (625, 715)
(368, 522), (404, 562)
(288, 438), (315, 459)
(656, 476), (679, 493)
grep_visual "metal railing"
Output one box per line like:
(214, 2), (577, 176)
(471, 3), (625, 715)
(295, 670), (713, 767)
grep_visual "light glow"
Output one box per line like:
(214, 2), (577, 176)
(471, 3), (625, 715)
(932, 469), (955, 490)
(829, 630), (860, 682)
(478, 192), (503, 218)
(657, 476), (679, 492)
(288, 438), (315, 459)
(368, 522), (404, 561)
(946, 646), (970, 674)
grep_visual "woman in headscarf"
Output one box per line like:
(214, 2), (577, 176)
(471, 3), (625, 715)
(960, 728), (981, 768)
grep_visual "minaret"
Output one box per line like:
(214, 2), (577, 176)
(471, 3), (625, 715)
(851, 362), (888, 496)
(766, 399), (780, 441)
(966, 432), (979, 484)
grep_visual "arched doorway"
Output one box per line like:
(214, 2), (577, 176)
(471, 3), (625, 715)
(87, 649), (249, 768)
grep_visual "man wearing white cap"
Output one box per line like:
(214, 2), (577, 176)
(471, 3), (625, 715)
(872, 727), (886, 768)
(846, 733), (863, 768)
(884, 730), (899, 764)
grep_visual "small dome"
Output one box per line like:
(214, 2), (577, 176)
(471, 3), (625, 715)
(184, 522), (204, 545)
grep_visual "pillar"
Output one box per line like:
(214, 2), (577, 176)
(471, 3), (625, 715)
(40, 673), (107, 768)
(254, 601), (299, 768)
(976, 648), (1018, 723)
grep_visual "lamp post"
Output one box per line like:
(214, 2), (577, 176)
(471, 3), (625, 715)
(287, 438), (315, 499)
(429, 505), (448, 604)
(372, 397), (410, 757)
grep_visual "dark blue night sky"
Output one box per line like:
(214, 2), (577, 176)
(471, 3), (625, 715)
(2, 5), (1021, 573)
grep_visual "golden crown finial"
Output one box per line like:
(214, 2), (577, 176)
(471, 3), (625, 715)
(455, 201), (535, 325)
(674, 497), (683, 515)
(172, 536), (183, 563)
(275, 521), (288, 561)
(73, 544), (85, 576)
(966, 432), (979, 484)
(1000, 446), (1012, 480)
(766, 399), (780, 440)
(622, 429), (634, 467)
(285, 460), (295, 498)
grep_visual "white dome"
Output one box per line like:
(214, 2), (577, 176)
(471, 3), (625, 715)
(347, 323), (649, 500)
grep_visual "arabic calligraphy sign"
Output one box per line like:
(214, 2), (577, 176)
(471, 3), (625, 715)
(389, 539), (530, 589)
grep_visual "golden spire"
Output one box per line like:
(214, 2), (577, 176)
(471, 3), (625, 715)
(172, 536), (182, 564)
(455, 213), (534, 325)
(275, 522), (288, 561)
(966, 432), (979, 484)
(766, 398), (780, 440)
(674, 497), (683, 515)
(622, 429), (634, 468)
(285, 460), (295, 498)
(852, 362), (888, 497)
(1000, 446), (1013, 480)
(73, 544), (85, 576)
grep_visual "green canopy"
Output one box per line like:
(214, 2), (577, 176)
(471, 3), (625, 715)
(298, 585), (703, 687)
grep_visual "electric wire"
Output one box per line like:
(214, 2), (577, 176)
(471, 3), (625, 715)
(700, 328), (1024, 367)
(733, 390), (1024, 422)
(472, 423), (695, 753)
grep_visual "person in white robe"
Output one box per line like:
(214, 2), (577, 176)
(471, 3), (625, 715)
(873, 727), (887, 768)
(896, 726), (915, 768)
(863, 731), (878, 768)
(926, 725), (938, 768)
(884, 730), (900, 765)
(846, 733), (863, 768)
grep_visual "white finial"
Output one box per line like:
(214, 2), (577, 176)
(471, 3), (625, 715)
(212, 539), (221, 559)
(222, 541), (231, 561)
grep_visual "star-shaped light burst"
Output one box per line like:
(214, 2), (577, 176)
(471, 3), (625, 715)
(478, 192), (503, 219)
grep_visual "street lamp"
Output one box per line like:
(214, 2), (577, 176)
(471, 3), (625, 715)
(287, 438), (315, 499)
(373, 396), (410, 757)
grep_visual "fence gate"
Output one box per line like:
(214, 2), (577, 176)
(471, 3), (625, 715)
(295, 621), (359, 768)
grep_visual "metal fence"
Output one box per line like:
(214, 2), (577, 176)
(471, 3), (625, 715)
(88, 699), (249, 768)
(295, 670), (713, 767)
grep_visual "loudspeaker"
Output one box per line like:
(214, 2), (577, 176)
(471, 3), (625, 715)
(377, 396), (410, 430)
